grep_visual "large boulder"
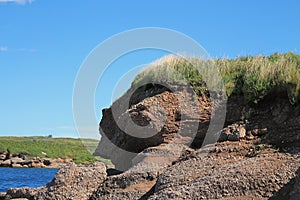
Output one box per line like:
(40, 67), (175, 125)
(3, 163), (107, 200)
(10, 157), (25, 165)
(0, 160), (11, 167)
(217, 122), (247, 142)
(34, 162), (107, 200)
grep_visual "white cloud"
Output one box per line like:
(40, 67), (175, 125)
(0, 46), (8, 51)
(0, 0), (34, 5)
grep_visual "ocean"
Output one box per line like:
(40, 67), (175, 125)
(0, 168), (58, 192)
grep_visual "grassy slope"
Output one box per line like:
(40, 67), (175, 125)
(133, 52), (300, 106)
(0, 137), (109, 165)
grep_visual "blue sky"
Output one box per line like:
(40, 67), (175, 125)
(0, 0), (299, 139)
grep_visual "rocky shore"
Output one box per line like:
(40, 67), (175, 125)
(1, 86), (300, 199)
(0, 152), (73, 168)
(0, 162), (106, 200)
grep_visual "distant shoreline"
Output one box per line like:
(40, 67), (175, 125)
(0, 136), (108, 166)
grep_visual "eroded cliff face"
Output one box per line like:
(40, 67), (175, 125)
(91, 85), (300, 199)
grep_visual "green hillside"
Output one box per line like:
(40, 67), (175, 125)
(0, 136), (107, 165)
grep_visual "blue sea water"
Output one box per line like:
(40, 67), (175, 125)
(0, 168), (58, 192)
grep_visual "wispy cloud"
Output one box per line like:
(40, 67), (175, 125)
(0, 46), (37, 52)
(0, 0), (34, 5)
(0, 46), (8, 52)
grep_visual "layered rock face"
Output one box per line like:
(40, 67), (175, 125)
(94, 85), (215, 171)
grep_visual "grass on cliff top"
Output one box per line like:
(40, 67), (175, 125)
(0, 136), (108, 165)
(132, 52), (300, 105)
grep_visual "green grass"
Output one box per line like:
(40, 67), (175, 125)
(0, 136), (110, 165)
(133, 52), (300, 105)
